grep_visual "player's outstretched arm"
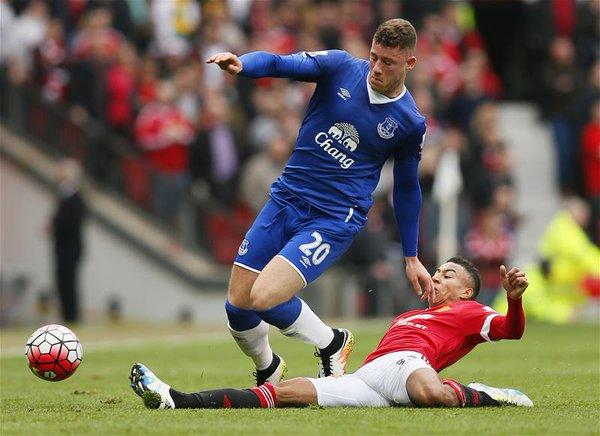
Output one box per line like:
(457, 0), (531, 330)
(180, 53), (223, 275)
(206, 52), (243, 75)
(488, 265), (527, 340)
(500, 265), (529, 300)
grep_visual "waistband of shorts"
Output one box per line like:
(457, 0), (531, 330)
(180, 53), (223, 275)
(270, 180), (367, 226)
(367, 350), (431, 367)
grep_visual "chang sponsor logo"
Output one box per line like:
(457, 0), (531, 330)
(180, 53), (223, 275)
(314, 122), (359, 169)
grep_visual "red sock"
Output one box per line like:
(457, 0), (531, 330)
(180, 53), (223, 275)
(443, 379), (498, 407)
(443, 379), (470, 407)
(251, 383), (278, 408)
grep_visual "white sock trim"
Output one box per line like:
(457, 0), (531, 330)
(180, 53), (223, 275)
(256, 385), (276, 408)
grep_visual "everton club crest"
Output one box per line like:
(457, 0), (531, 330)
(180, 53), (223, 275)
(377, 117), (399, 139)
(238, 239), (249, 256)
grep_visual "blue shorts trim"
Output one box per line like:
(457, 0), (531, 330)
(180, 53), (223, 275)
(276, 254), (308, 287)
(233, 261), (261, 274)
(233, 256), (309, 288)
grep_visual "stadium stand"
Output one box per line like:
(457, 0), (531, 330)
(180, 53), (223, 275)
(1, 0), (597, 320)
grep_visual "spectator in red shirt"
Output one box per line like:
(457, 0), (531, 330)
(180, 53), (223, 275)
(581, 99), (600, 244)
(105, 42), (138, 137)
(136, 55), (159, 106)
(68, 7), (124, 119)
(464, 208), (514, 306)
(134, 80), (195, 225)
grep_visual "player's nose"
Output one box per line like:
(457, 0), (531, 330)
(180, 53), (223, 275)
(372, 60), (383, 74)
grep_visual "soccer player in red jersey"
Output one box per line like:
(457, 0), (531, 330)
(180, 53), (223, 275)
(130, 257), (533, 409)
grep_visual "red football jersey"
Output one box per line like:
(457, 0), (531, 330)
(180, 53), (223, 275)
(363, 298), (524, 372)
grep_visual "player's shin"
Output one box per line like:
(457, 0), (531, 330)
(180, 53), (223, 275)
(226, 300), (273, 369)
(169, 384), (278, 409)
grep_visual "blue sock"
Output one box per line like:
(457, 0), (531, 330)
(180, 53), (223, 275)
(256, 297), (302, 329)
(225, 300), (263, 331)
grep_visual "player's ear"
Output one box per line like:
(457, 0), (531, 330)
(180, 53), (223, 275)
(406, 56), (416, 70)
(460, 287), (474, 301)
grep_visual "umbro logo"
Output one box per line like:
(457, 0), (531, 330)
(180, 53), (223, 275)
(337, 88), (351, 100)
(300, 256), (312, 268)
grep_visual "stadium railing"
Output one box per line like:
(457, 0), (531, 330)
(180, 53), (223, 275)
(0, 69), (230, 289)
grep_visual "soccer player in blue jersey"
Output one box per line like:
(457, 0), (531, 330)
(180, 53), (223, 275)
(205, 18), (434, 385)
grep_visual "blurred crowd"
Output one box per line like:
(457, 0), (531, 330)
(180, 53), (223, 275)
(1, 0), (598, 315)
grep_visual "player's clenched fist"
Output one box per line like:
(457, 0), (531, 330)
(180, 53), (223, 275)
(206, 52), (243, 75)
(500, 265), (529, 300)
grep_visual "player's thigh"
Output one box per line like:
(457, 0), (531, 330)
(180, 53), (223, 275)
(355, 351), (435, 406)
(278, 221), (358, 286)
(233, 197), (288, 274)
(307, 374), (391, 407)
(250, 255), (305, 310)
(227, 264), (258, 308)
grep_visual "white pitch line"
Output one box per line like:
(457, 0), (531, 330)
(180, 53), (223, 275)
(1, 330), (232, 359)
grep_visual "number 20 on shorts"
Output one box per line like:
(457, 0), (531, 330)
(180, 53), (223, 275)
(299, 232), (331, 266)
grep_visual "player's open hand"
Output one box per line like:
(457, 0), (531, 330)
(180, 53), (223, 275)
(500, 265), (529, 300)
(206, 52), (243, 75)
(405, 257), (433, 302)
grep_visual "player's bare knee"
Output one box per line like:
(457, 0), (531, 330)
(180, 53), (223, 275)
(409, 380), (450, 407)
(227, 286), (253, 308)
(407, 383), (433, 407)
(424, 384), (456, 407)
(227, 267), (255, 308)
(249, 290), (278, 311)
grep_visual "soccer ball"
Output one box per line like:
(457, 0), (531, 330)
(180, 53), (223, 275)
(25, 324), (83, 381)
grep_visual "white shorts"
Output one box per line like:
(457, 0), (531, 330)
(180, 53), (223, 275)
(308, 351), (435, 407)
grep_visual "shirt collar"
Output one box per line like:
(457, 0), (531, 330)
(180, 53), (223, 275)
(366, 75), (406, 104)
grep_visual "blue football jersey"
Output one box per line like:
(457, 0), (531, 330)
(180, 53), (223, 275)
(239, 50), (426, 256)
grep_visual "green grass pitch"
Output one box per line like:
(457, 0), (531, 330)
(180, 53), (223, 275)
(1, 320), (599, 435)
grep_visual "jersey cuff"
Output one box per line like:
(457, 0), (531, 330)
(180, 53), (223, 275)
(480, 313), (501, 342)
